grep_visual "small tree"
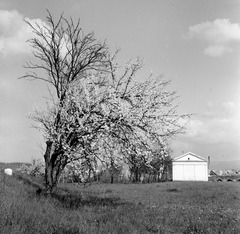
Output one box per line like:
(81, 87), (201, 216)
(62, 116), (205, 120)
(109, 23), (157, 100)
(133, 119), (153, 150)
(22, 12), (189, 194)
(149, 144), (172, 182)
(17, 158), (45, 177)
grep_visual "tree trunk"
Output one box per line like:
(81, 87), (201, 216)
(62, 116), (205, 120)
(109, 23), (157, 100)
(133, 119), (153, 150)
(134, 169), (139, 182)
(44, 141), (53, 194)
(110, 160), (114, 184)
(44, 141), (63, 195)
(110, 173), (114, 184)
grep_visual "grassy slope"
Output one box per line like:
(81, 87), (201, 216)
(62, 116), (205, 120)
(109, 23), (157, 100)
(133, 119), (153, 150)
(0, 173), (240, 234)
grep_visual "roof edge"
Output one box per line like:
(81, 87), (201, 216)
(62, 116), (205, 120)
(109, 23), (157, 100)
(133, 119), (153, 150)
(173, 152), (207, 162)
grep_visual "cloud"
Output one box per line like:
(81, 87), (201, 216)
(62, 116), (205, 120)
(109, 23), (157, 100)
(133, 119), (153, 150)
(204, 45), (232, 57)
(184, 101), (240, 143)
(186, 18), (240, 57)
(0, 9), (45, 56)
(0, 9), (69, 61)
(172, 100), (240, 159)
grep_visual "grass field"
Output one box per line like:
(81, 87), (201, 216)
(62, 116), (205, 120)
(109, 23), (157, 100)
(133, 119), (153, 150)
(0, 172), (239, 234)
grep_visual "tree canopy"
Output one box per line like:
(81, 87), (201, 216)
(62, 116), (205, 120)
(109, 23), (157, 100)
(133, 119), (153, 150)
(21, 12), (190, 193)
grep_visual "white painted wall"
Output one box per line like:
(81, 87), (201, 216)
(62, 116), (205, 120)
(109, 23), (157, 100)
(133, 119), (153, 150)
(173, 162), (208, 181)
(172, 152), (208, 181)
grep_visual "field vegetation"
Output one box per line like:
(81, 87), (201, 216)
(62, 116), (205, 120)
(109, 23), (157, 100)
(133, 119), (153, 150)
(0, 172), (239, 234)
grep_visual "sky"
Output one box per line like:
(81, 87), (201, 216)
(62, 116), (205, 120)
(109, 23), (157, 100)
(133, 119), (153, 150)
(0, 0), (239, 163)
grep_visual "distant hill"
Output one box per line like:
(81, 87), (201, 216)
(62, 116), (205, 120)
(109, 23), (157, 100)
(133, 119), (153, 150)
(0, 162), (31, 171)
(209, 160), (240, 170)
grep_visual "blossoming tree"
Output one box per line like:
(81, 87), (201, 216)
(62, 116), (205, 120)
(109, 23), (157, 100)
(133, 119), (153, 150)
(21, 12), (189, 194)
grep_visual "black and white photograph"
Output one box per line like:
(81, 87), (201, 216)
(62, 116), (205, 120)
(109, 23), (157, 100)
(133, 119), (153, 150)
(0, 1), (239, 233)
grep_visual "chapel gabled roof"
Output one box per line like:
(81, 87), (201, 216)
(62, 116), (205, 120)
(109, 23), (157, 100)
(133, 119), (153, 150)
(173, 152), (208, 162)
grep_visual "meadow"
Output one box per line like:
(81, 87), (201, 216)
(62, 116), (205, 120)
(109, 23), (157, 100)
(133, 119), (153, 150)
(0, 172), (239, 234)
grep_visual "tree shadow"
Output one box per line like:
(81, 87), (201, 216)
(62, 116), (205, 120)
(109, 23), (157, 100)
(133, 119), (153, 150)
(14, 173), (132, 209)
(51, 192), (131, 209)
(13, 172), (45, 190)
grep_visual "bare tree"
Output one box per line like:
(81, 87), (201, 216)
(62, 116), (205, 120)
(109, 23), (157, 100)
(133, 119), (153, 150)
(21, 12), (110, 194)
(21, 12), (190, 194)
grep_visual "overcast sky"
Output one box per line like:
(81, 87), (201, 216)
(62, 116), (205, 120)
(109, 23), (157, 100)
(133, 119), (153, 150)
(0, 0), (239, 163)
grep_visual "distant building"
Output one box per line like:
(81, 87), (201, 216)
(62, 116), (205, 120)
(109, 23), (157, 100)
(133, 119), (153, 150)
(209, 170), (217, 176)
(172, 152), (208, 181)
(217, 170), (224, 176)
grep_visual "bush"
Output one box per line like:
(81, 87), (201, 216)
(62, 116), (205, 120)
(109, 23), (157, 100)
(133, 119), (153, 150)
(17, 159), (44, 177)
